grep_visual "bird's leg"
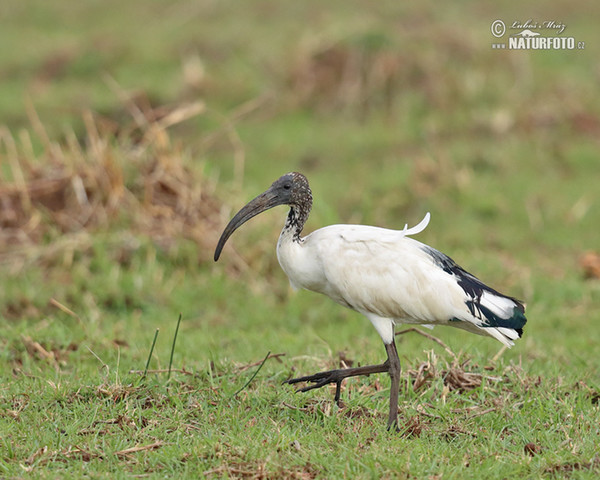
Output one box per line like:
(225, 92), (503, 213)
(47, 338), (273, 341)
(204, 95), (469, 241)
(286, 338), (402, 430)
(384, 339), (401, 431)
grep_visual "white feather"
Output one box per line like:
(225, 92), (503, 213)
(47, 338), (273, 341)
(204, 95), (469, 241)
(483, 327), (516, 347)
(403, 212), (430, 236)
(480, 291), (515, 318)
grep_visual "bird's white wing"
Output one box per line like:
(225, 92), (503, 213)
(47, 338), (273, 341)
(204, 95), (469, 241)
(298, 222), (525, 347)
(304, 224), (466, 322)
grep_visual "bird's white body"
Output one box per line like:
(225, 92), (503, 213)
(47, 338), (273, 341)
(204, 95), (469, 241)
(277, 213), (521, 347)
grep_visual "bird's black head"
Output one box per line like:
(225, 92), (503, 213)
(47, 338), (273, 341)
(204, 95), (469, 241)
(270, 172), (312, 209)
(214, 172), (312, 261)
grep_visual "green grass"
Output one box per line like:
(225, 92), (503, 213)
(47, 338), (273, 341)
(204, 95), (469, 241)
(1, 1), (600, 478)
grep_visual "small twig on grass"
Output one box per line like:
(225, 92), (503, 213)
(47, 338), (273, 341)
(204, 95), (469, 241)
(114, 441), (164, 458)
(86, 345), (109, 374)
(50, 298), (85, 328)
(129, 368), (195, 376)
(155, 101), (206, 130)
(466, 407), (497, 419)
(396, 327), (459, 362)
(281, 401), (306, 412)
(49, 298), (78, 318)
(231, 351), (271, 399)
(168, 314), (182, 381)
(236, 352), (286, 372)
(143, 329), (160, 379)
(22, 336), (56, 365)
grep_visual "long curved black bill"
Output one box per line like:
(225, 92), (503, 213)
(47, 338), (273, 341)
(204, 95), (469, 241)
(214, 188), (283, 261)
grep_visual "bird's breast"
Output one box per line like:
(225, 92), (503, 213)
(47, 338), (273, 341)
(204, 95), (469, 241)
(276, 231), (328, 292)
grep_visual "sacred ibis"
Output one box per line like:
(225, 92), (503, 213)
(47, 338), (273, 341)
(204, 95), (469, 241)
(214, 172), (527, 430)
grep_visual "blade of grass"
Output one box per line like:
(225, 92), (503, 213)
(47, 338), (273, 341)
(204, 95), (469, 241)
(86, 345), (109, 375)
(143, 328), (160, 379)
(231, 351), (271, 399)
(168, 314), (182, 381)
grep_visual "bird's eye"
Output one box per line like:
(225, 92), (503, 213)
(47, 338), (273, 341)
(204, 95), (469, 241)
(283, 183), (291, 190)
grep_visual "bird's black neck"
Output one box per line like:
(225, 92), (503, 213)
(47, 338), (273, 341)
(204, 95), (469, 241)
(283, 175), (312, 241)
(285, 203), (311, 241)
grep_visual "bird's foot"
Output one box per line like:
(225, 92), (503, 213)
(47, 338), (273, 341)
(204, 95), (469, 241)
(387, 417), (399, 432)
(286, 368), (347, 390)
(285, 362), (389, 406)
(286, 369), (346, 405)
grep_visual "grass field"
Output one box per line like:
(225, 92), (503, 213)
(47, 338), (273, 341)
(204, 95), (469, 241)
(1, 1), (599, 478)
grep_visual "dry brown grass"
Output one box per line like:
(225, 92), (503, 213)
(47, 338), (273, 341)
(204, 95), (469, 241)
(0, 97), (235, 269)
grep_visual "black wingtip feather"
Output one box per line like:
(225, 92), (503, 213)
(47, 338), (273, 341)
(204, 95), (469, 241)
(516, 328), (524, 337)
(421, 245), (528, 334)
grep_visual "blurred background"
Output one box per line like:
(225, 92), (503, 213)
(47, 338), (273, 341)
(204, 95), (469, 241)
(1, 0), (599, 378)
